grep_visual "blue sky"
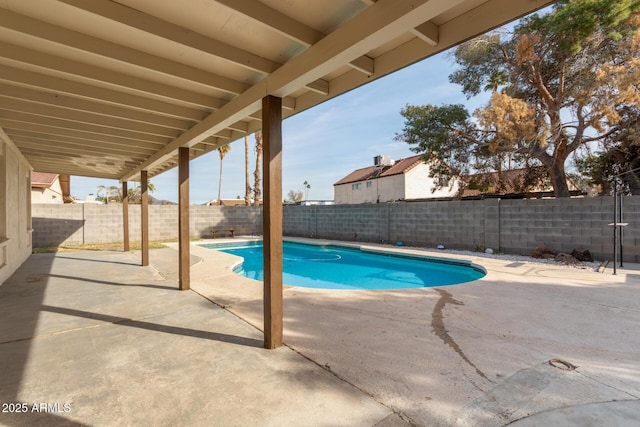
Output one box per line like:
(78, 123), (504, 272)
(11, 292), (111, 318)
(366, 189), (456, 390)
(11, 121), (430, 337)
(70, 51), (491, 204)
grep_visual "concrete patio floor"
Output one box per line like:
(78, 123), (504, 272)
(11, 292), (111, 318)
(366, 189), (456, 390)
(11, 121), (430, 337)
(1, 238), (639, 426)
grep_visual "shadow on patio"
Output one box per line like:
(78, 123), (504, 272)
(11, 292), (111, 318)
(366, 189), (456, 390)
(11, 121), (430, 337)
(0, 249), (392, 426)
(188, 240), (640, 426)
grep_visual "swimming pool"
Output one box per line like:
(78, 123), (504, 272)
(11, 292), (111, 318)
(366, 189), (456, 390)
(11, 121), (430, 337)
(203, 241), (485, 290)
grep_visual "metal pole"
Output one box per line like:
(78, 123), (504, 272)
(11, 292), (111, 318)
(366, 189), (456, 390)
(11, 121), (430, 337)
(612, 181), (617, 275)
(618, 186), (624, 267)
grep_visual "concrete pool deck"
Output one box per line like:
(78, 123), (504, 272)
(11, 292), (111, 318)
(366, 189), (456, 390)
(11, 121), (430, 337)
(1, 238), (639, 426)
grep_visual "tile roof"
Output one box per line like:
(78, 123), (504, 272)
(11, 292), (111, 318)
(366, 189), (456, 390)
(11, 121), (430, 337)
(31, 172), (59, 188)
(460, 167), (579, 197)
(334, 154), (425, 186)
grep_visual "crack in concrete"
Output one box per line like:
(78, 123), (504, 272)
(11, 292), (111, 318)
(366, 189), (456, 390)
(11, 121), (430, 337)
(576, 370), (640, 399)
(502, 399), (640, 426)
(431, 288), (492, 383)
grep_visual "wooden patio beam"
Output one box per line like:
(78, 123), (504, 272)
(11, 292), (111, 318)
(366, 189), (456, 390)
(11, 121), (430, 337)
(178, 147), (190, 290)
(141, 170), (149, 266)
(262, 95), (283, 350)
(123, 181), (129, 252)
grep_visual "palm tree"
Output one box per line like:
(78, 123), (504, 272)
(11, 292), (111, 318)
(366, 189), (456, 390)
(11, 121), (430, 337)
(253, 131), (262, 206)
(96, 185), (121, 204)
(244, 135), (251, 205)
(108, 185), (122, 203)
(96, 185), (108, 203)
(217, 144), (231, 205)
(303, 180), (311, 200)
(127, 182), (156, 204)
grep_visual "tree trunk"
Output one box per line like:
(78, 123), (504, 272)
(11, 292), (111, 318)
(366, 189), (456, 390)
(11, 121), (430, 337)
(217, 156), (223, 205)
(533, 141), (571, 198)
(254, 131), (262, 206)
(549, 159), (570, 197)
(244, 135), (251, 205)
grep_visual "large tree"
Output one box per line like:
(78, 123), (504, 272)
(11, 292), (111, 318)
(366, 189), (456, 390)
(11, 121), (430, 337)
(286, 190), (303, 203)
(396, 0), (640, 197)
(577, 106), (640, 194)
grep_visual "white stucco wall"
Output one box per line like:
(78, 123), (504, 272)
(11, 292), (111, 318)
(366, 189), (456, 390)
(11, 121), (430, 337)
(334, 162), (459, 204)
(335, 174), (413, 204)
(1, 134), (32, 286)
(31, 180), (63, 204)
(404, 163), (459, 199)
(375, 175), (406, 202)
(334, 183), (357, 204)
(335, 174), (405, 204)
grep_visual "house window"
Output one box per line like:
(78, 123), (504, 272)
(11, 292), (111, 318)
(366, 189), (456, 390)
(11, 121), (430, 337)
(351, 183), (361, 190)
(366, 181), (372, 188)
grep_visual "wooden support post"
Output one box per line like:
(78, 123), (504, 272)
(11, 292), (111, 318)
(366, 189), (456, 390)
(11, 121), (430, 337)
(262, 95), (283, 349)
(178, 147), (190, 290)
(122, 181), (129, 252)
(141, 170), (149, 266)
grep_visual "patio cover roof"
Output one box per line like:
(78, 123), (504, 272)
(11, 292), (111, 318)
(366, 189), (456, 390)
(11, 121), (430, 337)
(0, 0), (555, 181)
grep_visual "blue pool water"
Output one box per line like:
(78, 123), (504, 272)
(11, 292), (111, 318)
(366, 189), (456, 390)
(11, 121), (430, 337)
(204, 241), (485, 290)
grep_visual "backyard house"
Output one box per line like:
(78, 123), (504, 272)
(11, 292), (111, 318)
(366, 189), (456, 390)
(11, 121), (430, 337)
(334, 154), (459, 204)
(335, 155), (582, 204)
(30, 172), (64, 204)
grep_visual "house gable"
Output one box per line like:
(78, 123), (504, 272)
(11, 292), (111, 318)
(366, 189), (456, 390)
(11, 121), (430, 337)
(31, 172), (63, 204)
(334, 154), (458, 204)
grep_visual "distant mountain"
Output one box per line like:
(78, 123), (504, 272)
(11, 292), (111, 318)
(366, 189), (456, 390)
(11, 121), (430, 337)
(150, 195), (177, 205)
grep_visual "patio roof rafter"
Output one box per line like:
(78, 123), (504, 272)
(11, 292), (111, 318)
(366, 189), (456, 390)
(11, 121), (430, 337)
(56, 0), (282, 75)
(0, 64), (209, 121)
(213, 0), (324, 47)
(0, 84), (194, 131)
(0, 0), (555, 180)
(119, 0), (473, 182)
(0, 41), (225, 109)
(11, 138), (149, 160)
(0, 122), (167, 150)
(0, 8), (249, 97)
(0, 111), (174, 144)
(0, 98), (183, 138)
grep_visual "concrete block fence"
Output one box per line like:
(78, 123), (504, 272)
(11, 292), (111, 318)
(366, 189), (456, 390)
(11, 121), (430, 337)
(33, 196), (639, 262)
(32, 204), (262, 247)
(283, 196), (639, 263)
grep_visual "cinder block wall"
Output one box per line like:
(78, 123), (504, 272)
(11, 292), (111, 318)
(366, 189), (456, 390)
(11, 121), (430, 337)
(32, 204), (85, 246)
(390, 200), (485, 249)
(83, 204), (125, 243)
(190, 205), (262, 238)
(499, 196), (639, 261)
(32, 204), (262, 247)
(33, 197), (639, 262)
(284, 196), (639, 262)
